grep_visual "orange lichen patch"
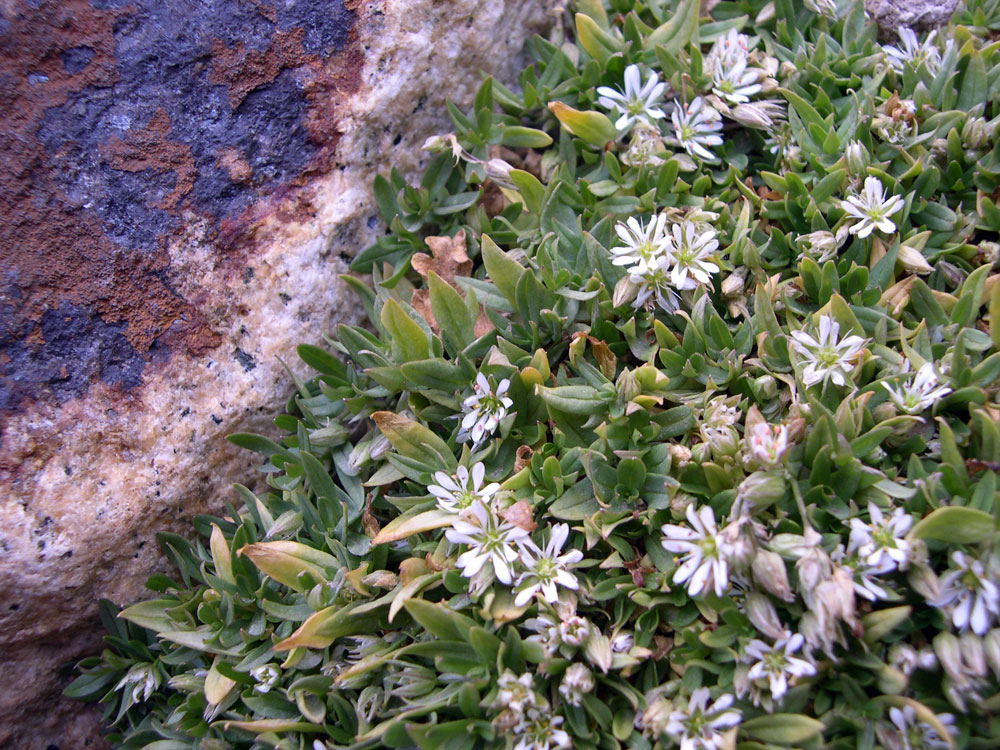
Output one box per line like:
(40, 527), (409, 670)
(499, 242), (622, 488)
(215, 147), (254, 183)
(101, 109), (197, 210)
(208, 29), (311, 109)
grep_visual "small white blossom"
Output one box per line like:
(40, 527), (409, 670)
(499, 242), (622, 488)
(662, 504), (732, 597)
(706, 29), (752, 73)
(789, 315), (868, 388)
(116, 663), (159, 703)
(524, 612), (562, 655)
(666, 688), (742, 750)
(609, 214), (671, 272)
(886, 705), (956, 750)
(559, 615), (591, 647)
(558, 663), (594, 707)
(250, 664), (280, 695)
(883, 28), (943, 73)
(494, 670), (540, 717)
(445, 501), (530, 585)
(711, 55), (762, 104)
(745, 632), (817, 702)
(932, 550), (1000, 635)
(459, 373), (513, 447)
(428, 462), (500, 514)
(841, 176), (904, 238)
(514, 524), (584, 606)
(671, 97), (724, 161)
(746, 421), (790, 468)
(668, 220), (720, 290)
(795, 230), (843, 264)
(630, 253), (682, 314)
(596, 64), (666, 133)
(848, 503), (913, 574)
(611, 631), (634, 653)
(514, 709), (571, 750)
(884, 361), (952, 414)
(833, 546), (891, 602)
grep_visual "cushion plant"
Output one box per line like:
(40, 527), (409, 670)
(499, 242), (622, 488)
(69, 1), (1000, 748)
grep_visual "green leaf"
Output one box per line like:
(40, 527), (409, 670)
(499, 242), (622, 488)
(741, 713), (825, 744)
(372, 411), (457, 471)
(117, 599), (179, 633)
(500, 125), (553, 149)
(509, 169), (545, 215)
(911, 506), (996, 544)
(575, 13), (621, 63)
(548, 101), (617, 146)
(403, 599), (476, 641)
(646, 0), (700, 53)
(372, 509), (455, 545)
(481, 234), (525, 306)
(381, 298), (430, 362)
(428, 272), (475, 353)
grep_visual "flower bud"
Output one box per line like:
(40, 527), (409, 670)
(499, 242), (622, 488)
(960, 632), (988, 677)
(745, 421), (791, 468)
(962, 116), (989, 149)
(897, 243), (933, 275)
(985, 629), (1000, 679)
(744, 591), (788, 638)
(668, 444), (692, 466)
(559, 616), (591, 647)
(485, 158), (516, 189)
(702, 425), (740, 458)
(980, 241), (1000, 264)
(613, 275), (640, 307)
(796, 230), (840, 264)
(755, 375), (778, 400)
(422, 134), (448, 152)
(616, 368), (641, 402)
(875, 663), (908, 695)
(752, 549), (795, 601)
(934, 632), (963, 680)
(737, 471), (787, 512)
(938, 260), (966, 287)
(559, 663), (595, 706)
(844, 140), (870, 178)
(690, 442), (711, 464)
(721, 267), (747, 297)
(638, 697), (674, 737)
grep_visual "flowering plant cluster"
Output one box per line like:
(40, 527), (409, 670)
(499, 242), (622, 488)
(71, 2), (1000, 749)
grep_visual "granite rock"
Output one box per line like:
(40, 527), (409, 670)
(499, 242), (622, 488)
(0, 0), (558, 746)
(864, 0), (960, 33)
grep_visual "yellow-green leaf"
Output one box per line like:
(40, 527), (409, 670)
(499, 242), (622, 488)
(911, 506), (996, 544)
(575, 13), (621, 63)
(548, 101), (617, 146)
(380, 297), (430, 362)
(371, 411), (457, 471)
(372, 508), (455, 545)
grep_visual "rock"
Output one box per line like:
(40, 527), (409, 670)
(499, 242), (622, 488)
(864, 0), (960, 33)
(0, 0), (558, 745)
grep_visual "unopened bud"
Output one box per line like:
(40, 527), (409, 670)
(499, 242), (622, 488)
(702, 425), (740, 458)
(934, 631), (963, 680)
(616, 368), (641, 402)
(981, 241), (1000, 265)
(638, 697), (674, 737)
(796, 230), (840, 264)
(690, 442), (711, 464)
(613, 275), (640, 307)
(985, 629), (1000, 679)
(755, 375), (778, 400)
(779, 61), (797, 77)
(361, 570), (398, 589)
(737, 471), (787, 512)
(485, 158), (516, 189)
(558, 663), (595, 706)
(745, 591), (788, 638)
(930, 138), (949, 161)
(422, 134), (448, 152)
(897, 244), (933, 275)
(752, 549), (795, 601)
(960, 632), (987, 677)
(844, 140), (870, 178)
(938, 260), (965, 287)
(962, 116), (989, 149)
(875, 663), (908, 694)
(668, 444), (692, 466)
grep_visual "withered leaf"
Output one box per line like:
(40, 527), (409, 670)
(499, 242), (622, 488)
(501, 500), (537, 532)
(411, 229), (471, 285)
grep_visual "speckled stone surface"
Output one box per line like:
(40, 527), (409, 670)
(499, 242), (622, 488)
(0, 0), (558, 745)
(864, 0), (960, 33)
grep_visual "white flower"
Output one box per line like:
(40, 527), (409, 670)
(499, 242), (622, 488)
(884, 361), (952, 414)
(795, 230), (843, 264)
(609, 214), (671, 272)
(558, 663), (594, 707)
(494, 670), (540, 716)
(666, 688), (742, 750)
(706, 29), (752, 73)
(428, 462), (500, 514)
(524, 612), (562, 655)
(883, 28), (943, 73)
(514, 709), (571, 750)
(668, 221), (720, 290)
(250, 664), (280, 695)
(788, 315), (867, 388)
(711, 56), (762, 104)
(887, 705), (956, 750)
(841, 176), (904, 238)
(662, 504), (732, 597)
(445, 501), (530, 585)
(630, 253), (682, 314)
(671, 97), (724, 161)
(116, 663), (159, 703)
(559, 615), (591, 647)
(746, 421), (790, 468)
(514, 524), (584, 606)
(459, 373), (514, 447)
(611, 631), (634, 653)
(932, 550), (1000, 635)
(745, 633), (817, 702)
(832, 546), (891, 602)
(848, 503), (913, 574)
(596, 64), (667, 133)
